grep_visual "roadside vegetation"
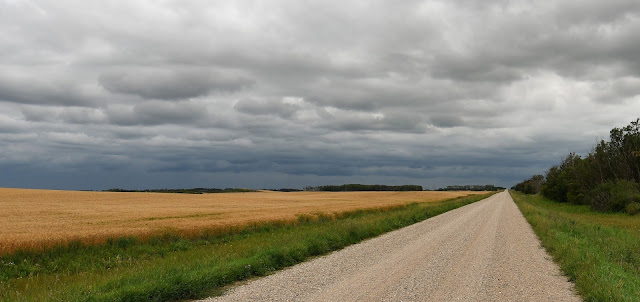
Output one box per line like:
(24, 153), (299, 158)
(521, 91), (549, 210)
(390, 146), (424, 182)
(0, 192), (495, 302)
(510, 191), (640, 301)
(514, 118), (640, 215)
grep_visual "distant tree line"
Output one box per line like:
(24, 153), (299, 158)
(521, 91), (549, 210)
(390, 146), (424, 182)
(436, 185), (506, 191)
(305, 184), (423, 192)
(269, 188), (304, 192)
(514, 118), (640, 215)
(511, 175), (544, 194)
(104, 188), (256, 194)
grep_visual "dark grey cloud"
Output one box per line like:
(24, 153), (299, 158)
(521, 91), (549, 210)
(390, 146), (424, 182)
(234, 98), (300, 119)
(430, 115), (464, 128)
(105, 101), (209, 126)
(21, 106), (107, 124)
(99, 68), (252, 100)
(1, 0), (640, 190)
(320, 111), (428, 133)
(0, 74), (101, 106)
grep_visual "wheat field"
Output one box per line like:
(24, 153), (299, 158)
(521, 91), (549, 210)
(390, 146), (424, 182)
(0, 188), (485, 254)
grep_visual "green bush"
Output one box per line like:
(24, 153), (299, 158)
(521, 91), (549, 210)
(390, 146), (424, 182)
(590, 179), (640, 212)
(626, 202), (640, 215)
(541, 164), (571, 202)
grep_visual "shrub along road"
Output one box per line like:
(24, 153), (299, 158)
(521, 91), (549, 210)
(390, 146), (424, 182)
(202, 191), (580, 301)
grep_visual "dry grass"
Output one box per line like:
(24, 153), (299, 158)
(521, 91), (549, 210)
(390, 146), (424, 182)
(0, 188), (484, 254)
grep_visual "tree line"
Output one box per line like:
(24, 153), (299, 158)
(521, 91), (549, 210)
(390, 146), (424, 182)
(305, 184), (423, 192)
(511, 175), (544, 194)
(513, 118), (640, 215)
(436, 184), (506, 191)
(104, 188), (256, 194)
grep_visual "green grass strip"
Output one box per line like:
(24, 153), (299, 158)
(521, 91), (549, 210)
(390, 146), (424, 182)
(0, 192), (495, 302)
(510, 191), (640, 302)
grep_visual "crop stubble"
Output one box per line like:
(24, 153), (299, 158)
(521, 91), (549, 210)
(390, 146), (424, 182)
(0, 188), (483, 254)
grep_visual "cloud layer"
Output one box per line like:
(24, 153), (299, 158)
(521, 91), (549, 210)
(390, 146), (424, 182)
(1, 0), (640, 189)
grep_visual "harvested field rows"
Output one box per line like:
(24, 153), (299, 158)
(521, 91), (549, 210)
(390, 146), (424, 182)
(0, 188), (483, 254)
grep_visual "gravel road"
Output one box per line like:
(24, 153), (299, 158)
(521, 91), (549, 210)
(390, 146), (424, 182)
(200, 191), (580, 301)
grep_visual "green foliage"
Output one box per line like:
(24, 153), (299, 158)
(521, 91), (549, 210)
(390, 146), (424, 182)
(511, 191), (640, 301)
(537, 118), (640, 212)
(589, 179), (640, 212)
(512, 175), (544, 194)
(541, 166), (569, 202)
(0, 193), (495, 301)
(626, 202), (640, 216)
(305, 184), (423, 191)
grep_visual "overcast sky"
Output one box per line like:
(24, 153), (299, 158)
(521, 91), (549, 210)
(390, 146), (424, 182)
(1, 0), (640, 190)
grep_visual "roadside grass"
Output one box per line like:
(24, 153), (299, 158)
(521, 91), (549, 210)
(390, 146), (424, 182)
(0, 192), (495, 302)
(510, 191), (640, 302)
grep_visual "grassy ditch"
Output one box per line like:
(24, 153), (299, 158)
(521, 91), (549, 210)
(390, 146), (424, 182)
(0, 192), (495, 302)
(510, 191), (640, 302)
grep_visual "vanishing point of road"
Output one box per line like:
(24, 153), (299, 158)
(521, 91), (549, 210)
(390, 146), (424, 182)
(201, 191), (580, 301)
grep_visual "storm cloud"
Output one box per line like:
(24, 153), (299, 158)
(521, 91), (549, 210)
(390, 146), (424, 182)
(1, 0), (640, 190)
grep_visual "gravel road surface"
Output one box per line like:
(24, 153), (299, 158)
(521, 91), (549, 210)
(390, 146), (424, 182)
(200, 191), (580, 301)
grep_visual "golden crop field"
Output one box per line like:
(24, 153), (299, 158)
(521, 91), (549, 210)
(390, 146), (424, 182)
(0, 188), (485, 254)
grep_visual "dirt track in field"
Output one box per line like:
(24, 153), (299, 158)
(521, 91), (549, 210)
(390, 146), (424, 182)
(0, 188), (481, 253)
(203, 191), (580, 302)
